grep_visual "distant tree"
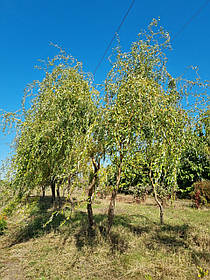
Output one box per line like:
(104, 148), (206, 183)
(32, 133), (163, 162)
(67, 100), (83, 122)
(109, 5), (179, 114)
(178, 109), (210, 197)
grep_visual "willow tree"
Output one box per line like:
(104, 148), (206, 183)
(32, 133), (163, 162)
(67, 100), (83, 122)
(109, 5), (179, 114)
(104, 19), (204, 228)
(84, 113), (107, 231)
(4, 50), (99, 209)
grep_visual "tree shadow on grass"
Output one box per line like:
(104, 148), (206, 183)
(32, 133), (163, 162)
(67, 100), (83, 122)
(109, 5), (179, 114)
(191, 249), (210, 265)
(56, 211), (130, 254)
(149, 223), (210, 266)
(145, 223), (191, 252)
(160, 224), (190, 239)
(63, 211), (177, 254)
(8, 197), (199, 259)
(113, 214), (153, 236)
(27, 195), (66, 214)
(9, 196), (66, 246)
(96, 215), (192, 254)
(72, 213), (152, 254)
(74, 223), (129, 254)
(111, 216), (194, 253)
(9, 211), (66, 246)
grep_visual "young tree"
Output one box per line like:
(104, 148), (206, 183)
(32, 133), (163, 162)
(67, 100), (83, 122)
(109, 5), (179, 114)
(104, 19), (206, 226)
(3, 50), (99, 208)
(104, 19), (169, 229)
(83, 108), (106, 231)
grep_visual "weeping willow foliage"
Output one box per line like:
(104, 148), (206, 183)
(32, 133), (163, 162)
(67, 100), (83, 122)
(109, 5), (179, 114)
(1, 20), (208, 227)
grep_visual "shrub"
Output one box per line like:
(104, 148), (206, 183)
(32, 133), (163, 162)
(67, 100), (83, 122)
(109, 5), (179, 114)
(191, 180), (210, 208)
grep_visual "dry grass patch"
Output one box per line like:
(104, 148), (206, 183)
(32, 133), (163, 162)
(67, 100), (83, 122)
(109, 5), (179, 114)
(0, 196), (209, 279)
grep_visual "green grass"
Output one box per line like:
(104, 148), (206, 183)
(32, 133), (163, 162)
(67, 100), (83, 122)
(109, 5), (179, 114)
(0, 195), (209, 280)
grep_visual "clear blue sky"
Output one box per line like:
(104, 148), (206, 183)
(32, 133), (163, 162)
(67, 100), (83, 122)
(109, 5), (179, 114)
(0, 0), (210, 169)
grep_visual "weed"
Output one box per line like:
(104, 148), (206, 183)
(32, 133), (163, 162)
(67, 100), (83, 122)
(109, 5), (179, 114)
(197, 266), (209, 279)
(145, 275), (153, 280)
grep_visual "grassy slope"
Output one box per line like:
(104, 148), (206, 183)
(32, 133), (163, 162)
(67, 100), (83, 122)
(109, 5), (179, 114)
(0, 196), (209, 280)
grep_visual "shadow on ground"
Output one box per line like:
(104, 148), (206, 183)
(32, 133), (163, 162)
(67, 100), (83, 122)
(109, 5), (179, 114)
(7, 195), (208, 263)
(68, 212), (193, 255)
(9, 196), (66, 245)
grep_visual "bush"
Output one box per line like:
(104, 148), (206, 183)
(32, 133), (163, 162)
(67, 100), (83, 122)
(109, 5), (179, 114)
(191, 180), (210, 208)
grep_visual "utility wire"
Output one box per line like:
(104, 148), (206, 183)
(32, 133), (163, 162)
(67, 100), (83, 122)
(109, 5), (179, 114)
(94, 0), (209, 75)
(93, 0), (135, 76)
(172, 0), (210, 41)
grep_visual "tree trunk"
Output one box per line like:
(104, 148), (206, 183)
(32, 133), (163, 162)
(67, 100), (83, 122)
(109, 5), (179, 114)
(149, 170), (164, 225)
(57, 186), (61, 208)
(87, 178), (96, 230)
(50, 177), (56, 205)
(41, 186), (45, 198)
(87, 158), (100, 231)
(154, 188), (164, 225)
(107, 154), (123, 234)
(107, 188), (118, 234)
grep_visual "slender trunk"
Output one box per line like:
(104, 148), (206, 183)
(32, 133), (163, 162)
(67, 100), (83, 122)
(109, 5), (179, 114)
(154, 187), (164, 224)
(107, 188), (118, 234)
(41, 186), (45, 198)
(87, 177), (96, 230)
(51, 178), (56, 205)
(149, 170), (164, 225)
(87, 158), (100, 231)
(107, 154), (123, 234)
(57, 186), (61, 208)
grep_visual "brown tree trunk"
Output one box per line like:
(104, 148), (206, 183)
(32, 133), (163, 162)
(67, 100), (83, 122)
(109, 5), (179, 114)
(149, 170), (164, 225)
(87, 178), (96, 230)
(154, 188), (164, 225)
(87, 158), (100, 231)
(107, 154), (123, 234)
(57, 185), (61, 208)
(41, 186), (45, 198)
(50, 177), (56, 206)
(107, 188), (118, 234)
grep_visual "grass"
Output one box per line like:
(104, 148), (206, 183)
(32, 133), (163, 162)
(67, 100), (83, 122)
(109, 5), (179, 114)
(0, 195), (209, 280)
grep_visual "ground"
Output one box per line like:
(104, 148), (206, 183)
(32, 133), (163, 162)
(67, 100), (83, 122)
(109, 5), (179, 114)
(0, 195), (209, 280)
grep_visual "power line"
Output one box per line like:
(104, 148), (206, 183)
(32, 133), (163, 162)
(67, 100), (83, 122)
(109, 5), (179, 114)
(172, 0), (210, 41)
(93, 0), (135, 76)
(94, 0), (209, 75)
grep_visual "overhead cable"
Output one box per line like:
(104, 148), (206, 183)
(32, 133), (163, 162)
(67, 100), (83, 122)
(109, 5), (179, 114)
(172, 0), (210, 40)
(93, 0), (135, 76)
